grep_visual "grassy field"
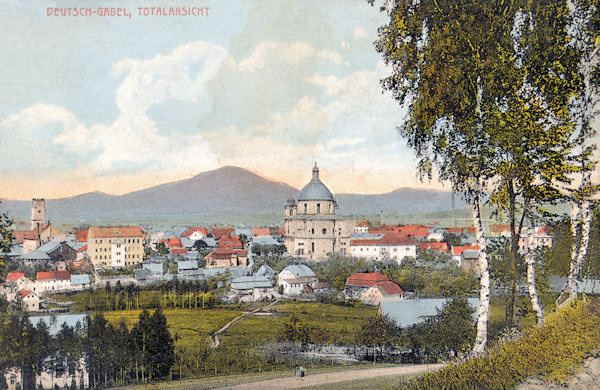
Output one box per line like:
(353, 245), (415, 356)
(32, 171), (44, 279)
(101, 301), (377, 349)
(103, 307), (243, 348)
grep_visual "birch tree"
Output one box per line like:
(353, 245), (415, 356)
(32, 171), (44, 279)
(369, 0), (523, 353)
(558, 0), (600, 305)
(487, 0), (580, 326)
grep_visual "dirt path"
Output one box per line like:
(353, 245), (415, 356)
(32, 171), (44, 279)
(220, 364), (445, 390)
(210, 300), (279, 348)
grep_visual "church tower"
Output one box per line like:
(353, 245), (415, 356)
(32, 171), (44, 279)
(31, 198), (46, 230)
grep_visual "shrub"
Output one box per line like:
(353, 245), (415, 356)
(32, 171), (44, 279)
(401, 299), (600, 389)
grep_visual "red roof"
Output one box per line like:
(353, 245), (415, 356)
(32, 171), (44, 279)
(181, 227), (208, 237)
(88, 226), (145, 238)
(12, 230), (38, 243)
(77, 244), (88, 253)
(374, 281), (405, 295)
(37, 270), (71, 281)
(357, 221), (372, 227)
(445, 227), (477, 234)
(209, 228), (235, 240)
(398, 225), (429, 237)
(452, 245), (480, 256)
(18, 290), (33, 298)
(171, 247), (188, 255)
(417, 242), (449, 252)
(159, 238), (183, 248)
(75, 229), (88, 242)
(346, 271), (390, 287)
(538, 226), (550, 234)
(217, 235), (243, 249)
(6, 272), (26, 281)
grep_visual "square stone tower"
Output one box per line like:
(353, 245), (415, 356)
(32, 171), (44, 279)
(31, 198), (46, 230)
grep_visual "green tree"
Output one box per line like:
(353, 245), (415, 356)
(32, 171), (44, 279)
(355, 313), (400, 362)
(0, 213), (14, 278)
(558, 0), (600, 304)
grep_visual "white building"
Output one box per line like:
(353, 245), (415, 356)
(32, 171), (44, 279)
(350, 234), (417, 263)
(277, 264), (318, 296)
(32, 271), (71, 295)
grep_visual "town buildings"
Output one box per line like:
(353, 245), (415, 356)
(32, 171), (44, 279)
(283, 164), (355, 260)
(87, 226), (145, 268)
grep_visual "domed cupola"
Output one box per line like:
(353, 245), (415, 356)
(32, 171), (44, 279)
(298, 164), (335, 202)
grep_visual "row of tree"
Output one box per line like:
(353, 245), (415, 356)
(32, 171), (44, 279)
(370, 0), (599, 353)
(0, 309), (174, 389)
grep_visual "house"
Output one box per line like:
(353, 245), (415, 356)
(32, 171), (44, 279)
(18, 290), (39, 312)
(230, 275), (276, 301)
(277, 264), (318, 296)
(37, 241), (78, 263)
(397, 225), (430, 240)
(364, 281), (406, 305)
(171, 247), (189, 256)
(205, 248), (248, 268)
(451, 245), (481, 263)
(4, 272), (29, 291)
(19, 250), (52, 266)
(217, 235), (243, 249)
(87, 226), (146, 268)
(344, 271), (406, 304)
(74, 229), (88, 242)
(461, 250), (481, 275)
(159, 237), (183, 249)
(35, 270), (71, 295)
(181, 227), (208, 241)
(177, 260), (199, 272)
(70, 274), (92, 290)
(354, 221), (372, 233)
(350, 233), (417, 263)
(76, 244), (88, 260)
(209, 228), (235, 240)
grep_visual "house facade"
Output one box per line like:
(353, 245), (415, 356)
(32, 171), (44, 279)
(350, 234), (417, 263)
(87, 226), (145, 268)
(277, 264), (318, 296)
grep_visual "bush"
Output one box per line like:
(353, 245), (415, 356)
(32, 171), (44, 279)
(401, 299), (600, 389)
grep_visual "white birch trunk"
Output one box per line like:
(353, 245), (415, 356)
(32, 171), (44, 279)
(471, 192), (490, 355)
(525, 223), (544, 326)
(558, 201), (581, 305)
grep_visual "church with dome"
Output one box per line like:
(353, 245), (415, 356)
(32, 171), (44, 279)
(283, 164), (356, 261)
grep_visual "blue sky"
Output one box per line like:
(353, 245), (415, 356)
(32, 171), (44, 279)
(0, 0), (443, 200)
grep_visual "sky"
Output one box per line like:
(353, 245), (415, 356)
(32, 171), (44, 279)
(1, 0), (447, 200)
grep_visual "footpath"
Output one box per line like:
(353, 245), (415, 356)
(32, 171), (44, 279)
(220, 364), (446, 390)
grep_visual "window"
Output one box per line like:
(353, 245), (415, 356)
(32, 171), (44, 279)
(317, 203), (320, 213)
(304, 203), (307, 213)
(322, 228), (327, 235)
(311, 228), (314, 235)
(311, 242), (315, 252)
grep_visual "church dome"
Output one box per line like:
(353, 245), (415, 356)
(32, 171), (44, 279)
(298, 164), (335, 202)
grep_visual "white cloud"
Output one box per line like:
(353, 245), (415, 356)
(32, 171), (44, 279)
(0, 42), (227, 184)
